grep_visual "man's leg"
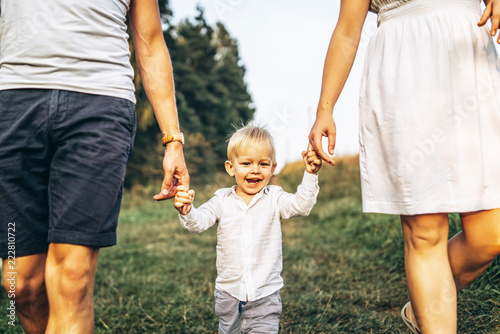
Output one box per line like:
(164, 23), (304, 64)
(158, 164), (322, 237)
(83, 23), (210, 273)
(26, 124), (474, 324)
(42, 91), (135, 333)
(45, 243), (99, 334)
(0, 89), (54, 333)
(2, 254), (49, 334)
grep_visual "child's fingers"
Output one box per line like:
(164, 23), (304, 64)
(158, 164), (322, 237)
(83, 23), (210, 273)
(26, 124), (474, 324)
(306, 153), (322, 165)
(176, 185), (188, 193)
(309, 164), (320, 173)
(312, 158), (322, 166)
(174, 193), (193, 207)
(175, 195), (191, 202)
(304, 148), (323, 172)
(307, 155), (321, 164)
(306, 150), (320, 159)
(174, 188), (194, 215)
(175, 188), (195, 200)
(180, 205), (190, 215)
(174, 199), (185, 209)
(175, 192), (190, 201)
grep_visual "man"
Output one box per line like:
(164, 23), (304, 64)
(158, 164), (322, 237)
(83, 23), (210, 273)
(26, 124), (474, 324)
(0, 1), (188, 333)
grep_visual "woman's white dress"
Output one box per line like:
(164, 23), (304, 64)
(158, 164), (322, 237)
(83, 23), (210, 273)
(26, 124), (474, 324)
(359, 0), (500, 215)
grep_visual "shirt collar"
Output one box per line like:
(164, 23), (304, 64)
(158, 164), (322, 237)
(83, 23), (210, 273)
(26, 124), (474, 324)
(227, 185), (271, 199)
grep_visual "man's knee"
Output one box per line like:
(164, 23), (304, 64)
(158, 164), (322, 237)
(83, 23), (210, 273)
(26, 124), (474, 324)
(2, 255), (47, 307)
(3, 272), (46, 307)
(2, 273), (17, 298)
(45, 244), (98, 301)
(49, 263), (92, 298)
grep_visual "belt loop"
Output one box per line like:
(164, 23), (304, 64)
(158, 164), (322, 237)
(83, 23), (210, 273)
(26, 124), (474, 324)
(238, 301), (247, 314)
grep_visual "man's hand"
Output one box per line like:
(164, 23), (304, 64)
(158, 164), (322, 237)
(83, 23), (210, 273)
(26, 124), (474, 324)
(130, 0), (189, 201)
(174, 185), (195, 215)
(153, 142), (190, 201)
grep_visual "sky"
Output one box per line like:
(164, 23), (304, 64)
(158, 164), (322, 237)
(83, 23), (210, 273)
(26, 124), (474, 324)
(168, 0), (379, 170)
(168, 1), (493, 171)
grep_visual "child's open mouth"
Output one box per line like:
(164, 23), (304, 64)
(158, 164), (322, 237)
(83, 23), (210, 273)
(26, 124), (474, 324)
(246, 178), (262, 184)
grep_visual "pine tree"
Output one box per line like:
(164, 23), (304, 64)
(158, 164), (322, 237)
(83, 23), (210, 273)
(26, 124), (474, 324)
(125, 4), (254, 187)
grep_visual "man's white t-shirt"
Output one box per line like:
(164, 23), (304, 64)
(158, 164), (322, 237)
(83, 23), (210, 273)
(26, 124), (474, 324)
(0, 0), (136, 102)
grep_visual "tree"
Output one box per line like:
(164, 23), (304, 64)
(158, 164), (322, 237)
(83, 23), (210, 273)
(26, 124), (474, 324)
(125, 4), (254, 187)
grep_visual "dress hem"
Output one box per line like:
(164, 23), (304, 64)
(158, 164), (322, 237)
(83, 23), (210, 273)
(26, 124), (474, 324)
(362, 201), (500, 216)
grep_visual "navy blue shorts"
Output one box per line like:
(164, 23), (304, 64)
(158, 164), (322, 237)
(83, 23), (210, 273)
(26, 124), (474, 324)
(0, 89), (136, 258)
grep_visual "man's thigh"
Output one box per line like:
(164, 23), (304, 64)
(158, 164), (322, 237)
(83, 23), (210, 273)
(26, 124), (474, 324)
(0, 89), (54, 258)
(47, 90), (136, 248)
(0, 89), (136, 258)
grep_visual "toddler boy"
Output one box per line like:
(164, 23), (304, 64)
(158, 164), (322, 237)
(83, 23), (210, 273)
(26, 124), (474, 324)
(174, 124), (321, 333)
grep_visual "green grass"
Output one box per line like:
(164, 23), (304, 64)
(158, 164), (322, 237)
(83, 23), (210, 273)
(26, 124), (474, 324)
(1, 156), (500, 333)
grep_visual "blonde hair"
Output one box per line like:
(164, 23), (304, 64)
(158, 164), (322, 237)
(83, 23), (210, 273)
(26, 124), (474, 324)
(227, 124), (276, 164)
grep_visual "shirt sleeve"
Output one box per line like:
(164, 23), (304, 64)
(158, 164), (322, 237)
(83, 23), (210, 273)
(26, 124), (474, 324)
(277, 171), (319, 220)
(178, 193), (221, 233)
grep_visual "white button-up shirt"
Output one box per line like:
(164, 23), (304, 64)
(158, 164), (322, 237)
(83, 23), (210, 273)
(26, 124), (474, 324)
(179, 171), (319, 302)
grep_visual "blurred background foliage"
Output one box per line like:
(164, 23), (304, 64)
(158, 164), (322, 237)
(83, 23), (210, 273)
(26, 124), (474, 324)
(125, 0), (254, 188)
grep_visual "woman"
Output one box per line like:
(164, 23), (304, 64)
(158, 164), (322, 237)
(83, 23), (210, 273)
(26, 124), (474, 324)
(309, 0), (500, 332)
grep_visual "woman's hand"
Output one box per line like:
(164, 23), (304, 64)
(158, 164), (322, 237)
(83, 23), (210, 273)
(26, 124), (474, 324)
(308, 112), (336, 166)
(479, 0), (500, 42)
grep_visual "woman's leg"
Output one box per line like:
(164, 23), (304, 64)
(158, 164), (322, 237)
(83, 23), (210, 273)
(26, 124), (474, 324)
(448, 209), (500, 291)
(401, 214), (457, 334)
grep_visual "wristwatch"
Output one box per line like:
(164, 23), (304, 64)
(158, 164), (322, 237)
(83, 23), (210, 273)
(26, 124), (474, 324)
(162, 132), (184, 146)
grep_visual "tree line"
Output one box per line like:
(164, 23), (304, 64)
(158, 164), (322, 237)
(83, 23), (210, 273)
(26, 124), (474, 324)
(125, 0), (254, 187)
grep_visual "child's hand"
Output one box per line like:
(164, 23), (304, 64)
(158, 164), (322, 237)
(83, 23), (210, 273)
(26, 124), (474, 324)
(174, 185), (195, 215)
(302, 148), (322, 174)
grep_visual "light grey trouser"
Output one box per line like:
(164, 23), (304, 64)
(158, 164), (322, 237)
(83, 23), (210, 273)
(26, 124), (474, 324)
(214, 289), (282, 334)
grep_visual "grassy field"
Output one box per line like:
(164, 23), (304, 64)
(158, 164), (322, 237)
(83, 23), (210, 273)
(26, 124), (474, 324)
(1, 156), (500, 333)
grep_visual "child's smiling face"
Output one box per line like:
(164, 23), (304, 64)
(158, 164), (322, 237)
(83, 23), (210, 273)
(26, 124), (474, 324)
(225, 141), (277, 203)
